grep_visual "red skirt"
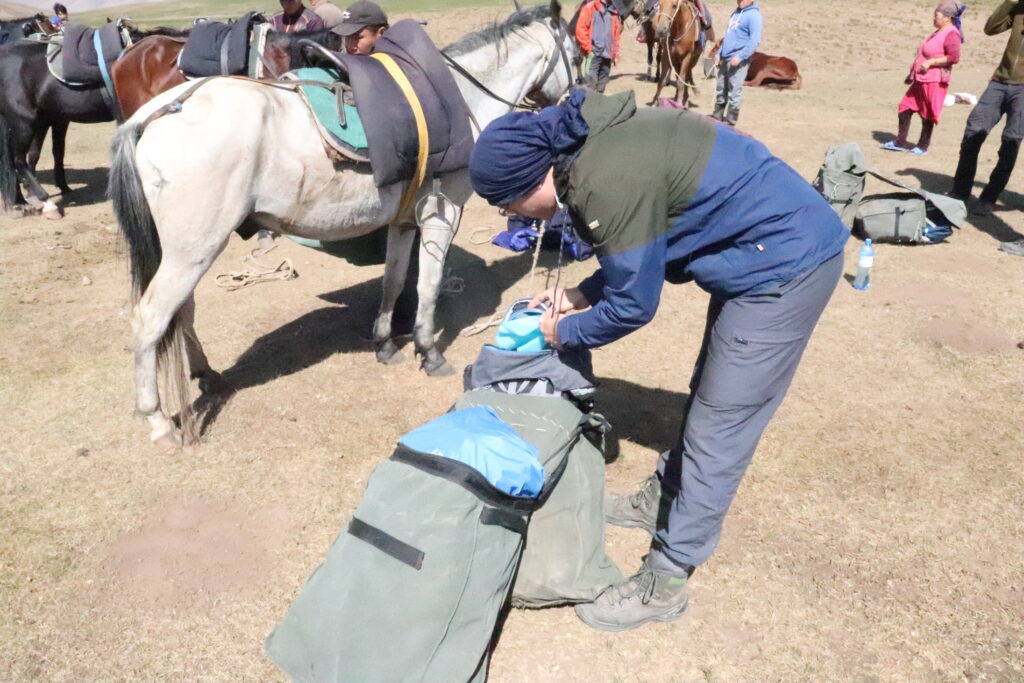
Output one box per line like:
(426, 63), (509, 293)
(898, 80), (948, 124)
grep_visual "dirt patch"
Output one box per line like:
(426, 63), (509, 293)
(917, 315), (1017, 355)
(99, 496), (295, 611)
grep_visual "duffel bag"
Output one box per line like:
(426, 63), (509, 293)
(855, 171), (966, 245)
(265, 397), (589, 683)
(462, 344), (622, 607)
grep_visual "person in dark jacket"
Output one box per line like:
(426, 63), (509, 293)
(576, 0), (621, 93)
(271, 0), (326, 32)
(951, 0), (1024, 256)
(469, 89), (848, 631)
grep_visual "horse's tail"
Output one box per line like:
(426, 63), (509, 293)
(109, 120), (195, 443)
(0, 113), (20, 211)
(110, 120), (160, 301)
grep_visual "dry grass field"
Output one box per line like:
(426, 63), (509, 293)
(1, 0), (1022, 681)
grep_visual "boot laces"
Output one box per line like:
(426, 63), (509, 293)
(629, 475), (659, 511)
(608, 565), (658, 606)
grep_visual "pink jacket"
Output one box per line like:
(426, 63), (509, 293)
(911, 26), (961, 84)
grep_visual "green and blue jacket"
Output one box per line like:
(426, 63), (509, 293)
(554, 90), (848, 350)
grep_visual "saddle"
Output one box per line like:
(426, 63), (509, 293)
(48, 21), (130, 87)
(179, 12), (268, 78)
(303, 19), (473, 191)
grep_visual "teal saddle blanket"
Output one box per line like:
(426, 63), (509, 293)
(287, 67), (368, 161)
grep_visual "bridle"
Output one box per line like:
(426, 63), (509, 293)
(441, 16), (577, 113)
(655, 0), (698, 45)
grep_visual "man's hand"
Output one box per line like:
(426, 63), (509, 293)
(729, 56), (741, 67)
(539, 306), (562, 346)
(529, 286), (588, 314)
(530, 287), (589, 347)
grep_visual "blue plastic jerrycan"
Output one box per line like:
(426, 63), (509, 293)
(494, 298), (550, 353)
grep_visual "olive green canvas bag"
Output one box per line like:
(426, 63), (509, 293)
(265, 393), (593, 683)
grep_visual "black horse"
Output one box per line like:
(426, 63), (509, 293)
(0, 23), (189, 217)
(0, 15), (51, 46)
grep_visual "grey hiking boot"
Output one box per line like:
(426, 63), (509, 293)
(605, 474), (666, 535)
(1000, 239), (1024, 257)
(574, 555), (689, 632)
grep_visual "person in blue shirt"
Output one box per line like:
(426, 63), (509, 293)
(469, 89), (847, 631)
(715, 0), (762, 125)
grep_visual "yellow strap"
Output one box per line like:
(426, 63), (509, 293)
(371, 52), (429, 221)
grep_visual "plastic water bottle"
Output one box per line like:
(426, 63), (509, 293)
(853, 239), (874, 291)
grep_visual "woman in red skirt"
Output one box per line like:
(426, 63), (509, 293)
(882, 1), (966, 155)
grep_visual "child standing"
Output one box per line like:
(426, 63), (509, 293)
(883, 1), (966, 154)
(576, 0), (621, 93)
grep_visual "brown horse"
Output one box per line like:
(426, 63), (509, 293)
(629, 2), (659, 82)
(650, 0), (702, 106)
(111, 28), (344, 120)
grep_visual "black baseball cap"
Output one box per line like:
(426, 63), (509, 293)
(335, 0), (388, 36)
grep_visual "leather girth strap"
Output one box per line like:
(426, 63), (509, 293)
(370, 52), (429, 222)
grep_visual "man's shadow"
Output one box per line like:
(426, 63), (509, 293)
(894, 167), (1024, 243)
(194, 244), (539, 435)
(594, 377), (689, 461)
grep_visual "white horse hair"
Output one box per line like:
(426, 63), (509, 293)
(110, 0), (575, 446)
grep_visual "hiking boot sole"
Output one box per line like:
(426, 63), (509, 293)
(574, 598), (689, 632)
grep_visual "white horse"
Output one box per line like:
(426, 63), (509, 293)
(110, 1), (576, 446)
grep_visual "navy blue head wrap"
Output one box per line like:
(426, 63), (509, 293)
(470, 89), (590, 207)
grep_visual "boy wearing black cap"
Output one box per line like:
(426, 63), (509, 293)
(335, 0), (389, 54)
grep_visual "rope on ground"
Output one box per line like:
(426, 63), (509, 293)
(461, 221), (549, 338)
(469, 226), (495, 244)
(215, 253), (298, 292)
(441, 271), (465, 296)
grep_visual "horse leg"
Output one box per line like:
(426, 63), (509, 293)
(178, 294), (229, 395)
(651, 50), (668, 104)
(674, 55), (685, 104)
(50, 119), (70, 194)
(413, 197), (461, 377)
(132, 237), (227, 446)
(11, 121), (59, 218)
(645, 23), (655, 80)
(373, 223), (418, 365)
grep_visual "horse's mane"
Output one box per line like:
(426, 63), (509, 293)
(130, 26), (191, 39)
(443, 4), (554, 57)
(0, 16), (38, 26)
(265, 28), (344, 67)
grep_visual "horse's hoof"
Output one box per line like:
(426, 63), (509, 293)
(150, 426), (183, 450)
(375, 340), (406, 365)
(422, 358), (455, 377)
(42, 200), (62, 219)
(197, 371), (230, 395)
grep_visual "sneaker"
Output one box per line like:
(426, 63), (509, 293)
(909, 146), (928, 155)
(999, 239), (1024, 257)
(881, 140), (906, 152)
(604, 474), (665, 535)
(574, 556), (689, 632)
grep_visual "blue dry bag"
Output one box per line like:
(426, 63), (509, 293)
(398, 405), (545, 498)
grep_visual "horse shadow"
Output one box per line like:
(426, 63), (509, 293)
(195, 244), (539, 435)
(43, 166), (109, 207)
(894, 167), (1024, 243)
